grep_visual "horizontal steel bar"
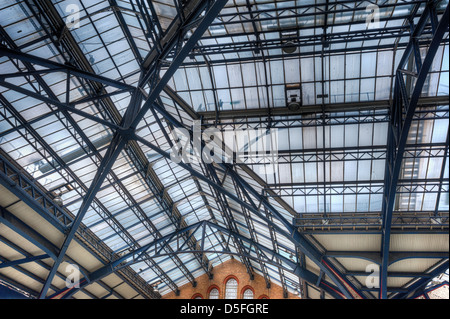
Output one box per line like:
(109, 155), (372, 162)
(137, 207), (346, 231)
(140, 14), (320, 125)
(0, 254), (50, 269)
(197, 96), (449, 120)
(0, 47), (135, 91)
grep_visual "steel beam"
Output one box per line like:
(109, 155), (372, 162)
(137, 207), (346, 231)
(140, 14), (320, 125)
(346, 271), (435, 279)
(37, 129), (130, 299)
(0, 47), (135, 91)
(60, 220), (346, 299)
(0, 152), (73, 231)
(0, 255), (50, 269)
(8, 1), (210, 287)
(149, 108), (253, 280)
(188, 26), (427, 58)
(213, 0), (427, 27)
(161, 80), (299, 218)
(182, 38), (449, 66)
(0, 35), (173, 297)
(112, 6), (216, 278)
(142, 98), (369, 298)
(1, 4), (170, 299)
(131, 0), (229, 129)
(195, 96), (449, 121)
(394, 260), (449, 299)
(379, 2), (449, 299)
(35, 0), (228, 298)
(1, 81), (176, 296)
(132, 131), (354, 298)
(0, 205), (58, 261)
(0, 79), (122, 132)
(1, 40), (166, 297)
(325, 251), (448, 264)
(0, 205), (124, 299)
(224, 168), (360, 298)
(1, 0), (447, 300)
(202, 164), (257, 280)
(433, 131), (449, 218)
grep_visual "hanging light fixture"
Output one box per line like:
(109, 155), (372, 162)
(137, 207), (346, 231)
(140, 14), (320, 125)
(282, 41), (297, 54)
(286, 83), (302, 112)
(287, 96), (301, 111)
(280, 29), (299, 54)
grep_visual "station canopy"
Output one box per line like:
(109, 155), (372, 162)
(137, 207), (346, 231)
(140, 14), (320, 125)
(0, 0), (448, 299)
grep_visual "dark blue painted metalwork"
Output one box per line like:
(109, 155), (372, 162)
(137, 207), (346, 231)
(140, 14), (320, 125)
(3, 20), (201, 291)
(0, 47), (135, 91)
(380, 1), (449, 299)
(0, 3), (159, 299)
(132, 129), (354, 299)
(114, 15), (216, 278)
(59, 220), (346, 299)
(36, 0), (229, 299)
(0, 205), (59, 261)
(0, 204), (123, 299)
(212, 0), (426, 27)
(0, 62), (161, 296)
(395, 260), (449, 299)
(0, 79), (122, 132)
(186, 26), (430, 58)
(0, 255), (50, 269)
(0, 0), (448, 300)
(433, 132), (450, 218)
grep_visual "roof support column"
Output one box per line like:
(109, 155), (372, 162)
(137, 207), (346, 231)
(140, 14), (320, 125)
(379, 1), (449, 299)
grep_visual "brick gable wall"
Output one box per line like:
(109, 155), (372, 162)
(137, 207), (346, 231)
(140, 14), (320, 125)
(162, 258), (301, 299)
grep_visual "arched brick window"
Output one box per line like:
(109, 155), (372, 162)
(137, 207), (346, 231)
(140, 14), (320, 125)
(258, 294), (270, 299)
(224, 276), (239, 299)
(241, 286), (254, 299)
(208, 285), (220, 299)
(192, 293), (203, 299)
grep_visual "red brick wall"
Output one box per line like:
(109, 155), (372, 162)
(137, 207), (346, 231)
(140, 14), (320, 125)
(162, 258), (301, 299)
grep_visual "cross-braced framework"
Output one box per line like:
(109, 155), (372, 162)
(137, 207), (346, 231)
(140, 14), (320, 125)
(0, 0), (448, 300)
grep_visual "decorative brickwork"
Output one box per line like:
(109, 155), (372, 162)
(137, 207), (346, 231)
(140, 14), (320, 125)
(162, 258), (301, 299)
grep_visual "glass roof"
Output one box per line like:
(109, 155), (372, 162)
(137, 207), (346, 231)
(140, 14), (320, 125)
(0, 0), (448, 299)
